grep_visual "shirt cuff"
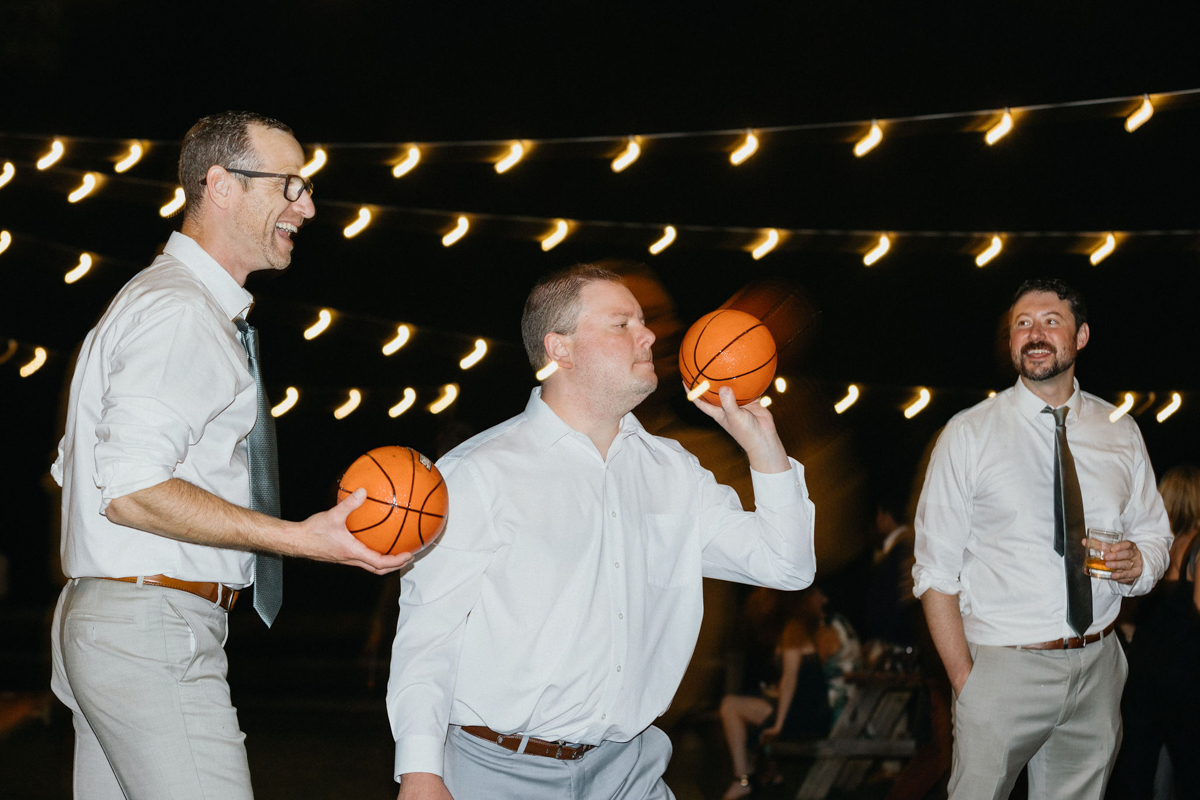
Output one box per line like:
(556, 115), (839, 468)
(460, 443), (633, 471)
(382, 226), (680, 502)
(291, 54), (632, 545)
(395, 734), (448, 781)
(749, 458), (807, 506)
(98, 465), (175, 514)
(911, 568), (972, 615)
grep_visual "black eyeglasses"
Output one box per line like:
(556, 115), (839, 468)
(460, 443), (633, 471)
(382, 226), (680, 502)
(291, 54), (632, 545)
(203, 168), (314, 202)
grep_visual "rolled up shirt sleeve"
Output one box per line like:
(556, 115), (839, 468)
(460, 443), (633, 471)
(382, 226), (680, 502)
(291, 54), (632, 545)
(696, 457), (816, 590)
(913, 422), (975, 611)
(94, 306), (239, 512)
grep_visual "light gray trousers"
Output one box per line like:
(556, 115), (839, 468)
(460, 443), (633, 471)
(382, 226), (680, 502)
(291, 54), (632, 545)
(50, 577), (253, 800)
(949, 634), (1127, 800)
(441, 724), (676, 800)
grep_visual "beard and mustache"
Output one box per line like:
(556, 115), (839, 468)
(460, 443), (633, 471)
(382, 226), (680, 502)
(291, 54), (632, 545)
(1013, 339), (1076, 381)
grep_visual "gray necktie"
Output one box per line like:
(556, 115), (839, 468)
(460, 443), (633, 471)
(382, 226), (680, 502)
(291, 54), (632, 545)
(236, 318), (284, 627)
(1044, 405), (1092, 637)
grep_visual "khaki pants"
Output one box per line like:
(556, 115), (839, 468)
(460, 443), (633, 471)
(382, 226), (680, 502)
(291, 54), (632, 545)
(949, 634), (1127, 800)
(50, 578), (253, 800)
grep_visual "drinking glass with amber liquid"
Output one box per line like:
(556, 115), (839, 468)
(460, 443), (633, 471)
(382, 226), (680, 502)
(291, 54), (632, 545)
(1085, 528), (1123, 579)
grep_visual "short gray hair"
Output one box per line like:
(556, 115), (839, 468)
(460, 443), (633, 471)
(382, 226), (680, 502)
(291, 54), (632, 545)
(520, 264), (623, 370)
(178, 111), (293, 221)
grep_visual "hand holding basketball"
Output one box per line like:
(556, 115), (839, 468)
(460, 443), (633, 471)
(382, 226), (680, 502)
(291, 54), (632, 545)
(294, 489), (414, 575)
(690, 385), (790, 474)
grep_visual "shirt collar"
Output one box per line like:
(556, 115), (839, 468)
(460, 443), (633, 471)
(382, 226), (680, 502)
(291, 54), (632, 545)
(162, 232), (254, 322)
(525, 387), (659, 453)
(881, 525), (909, 555)
(1011, 375), (1082, 422)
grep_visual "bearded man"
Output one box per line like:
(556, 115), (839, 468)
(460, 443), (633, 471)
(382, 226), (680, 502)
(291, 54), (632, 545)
(912, 277), (1172, 799)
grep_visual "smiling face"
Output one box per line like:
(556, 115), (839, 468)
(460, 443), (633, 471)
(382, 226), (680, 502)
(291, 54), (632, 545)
(1009, 290), (1089, 383)
(229, 125), (315, 273)
(567, 280), (658, 415)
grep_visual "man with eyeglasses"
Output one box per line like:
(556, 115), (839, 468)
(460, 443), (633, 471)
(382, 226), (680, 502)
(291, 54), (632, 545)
(49, 111), (412, 799)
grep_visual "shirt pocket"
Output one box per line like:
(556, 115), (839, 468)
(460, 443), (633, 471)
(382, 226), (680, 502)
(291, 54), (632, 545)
(642, 513), (700, 588)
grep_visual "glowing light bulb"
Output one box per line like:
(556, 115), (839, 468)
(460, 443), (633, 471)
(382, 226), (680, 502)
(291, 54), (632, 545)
(854, 121), (883, 157)
(536, 361), (558, 381)
(304, 309), (332, 340)
(774, 377), (787, 393)
(442, 216), (469, 246)
(541, 220), (569, 251)
(114, 143), (143, 173)
(649, 225), (676, 255)
(686, 380), (711, 402)
(429, 384), (459, 414)
(392, 147), (421, 177)
(494, 142), (525, 174)
(64, 254), (92, 284)
(271, 387), (299, 417)
(0, 162), (13, 188)
(343, 208), (371, 238)
(985, 110), (1013, 145)
(300, 148), (326, 178)
(459, 339), (487, 369)
(751, 229), (779, 260)
(1090, 233), (1116, 265)
(904, 388), (931, 419)
(988, 391), (997, 398)
(334, 389), (361, 419)
(389, 388), (417, 418)
(834, 385), (859, 414)
(730, 132), (758, 165)
(382, 325), (411, 355)
(863, 235), (890, 266)
(759, 395), (773, 408)
(0, 231), (10, 255)
(19, 347), (47, 377)
(0, 339), (15, 365)
(1126, 94), (1154, 132)
(1109, 393), (1135, 422)
(975, 236), (1002, 267)
(67, 173), (97, 203)
(37, 140), (64, 169)
(159, 187), (186, 217)
(1156, 393), (1181, 422)
(611, 138), (640, 172)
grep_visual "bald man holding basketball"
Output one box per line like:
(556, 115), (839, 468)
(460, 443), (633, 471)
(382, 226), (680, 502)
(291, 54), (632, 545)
(388, 264), (818, 800)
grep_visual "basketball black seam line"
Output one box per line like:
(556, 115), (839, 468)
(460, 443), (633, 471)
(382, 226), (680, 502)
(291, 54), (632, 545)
(355, 495), (444, 517)
(364, 452), (398, 503)
(700, 352), (778, 382)
(386, 448), (418, 555)
(697, 320), (768, 378)
(685, 310), (727, 389)
(415, 476), (447, 547)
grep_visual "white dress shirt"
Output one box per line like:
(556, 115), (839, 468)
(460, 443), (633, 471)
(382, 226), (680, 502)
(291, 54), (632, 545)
(51, 232), (258, 586)
(914, 377), (1172, 646)
(387, 388), (816, 778)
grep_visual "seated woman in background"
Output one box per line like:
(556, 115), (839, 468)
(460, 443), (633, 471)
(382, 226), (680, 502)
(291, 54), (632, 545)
(718, 586), (859, 800)
(1113, 464), (1200, 800)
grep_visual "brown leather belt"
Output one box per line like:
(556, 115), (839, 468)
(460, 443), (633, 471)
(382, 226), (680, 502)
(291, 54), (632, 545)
(1010, 622), (1116, 651)
(99, 575), (240, 611)
(461, 726), (596, 760)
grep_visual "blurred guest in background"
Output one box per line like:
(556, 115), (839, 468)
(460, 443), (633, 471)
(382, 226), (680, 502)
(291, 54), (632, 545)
(718, 586), (859, 800)
(1112, 464), (1200, 800)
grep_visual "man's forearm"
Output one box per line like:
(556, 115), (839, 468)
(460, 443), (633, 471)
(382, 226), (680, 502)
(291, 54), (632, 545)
(105, 477), (293, 553)
(920, 589), (972, 695)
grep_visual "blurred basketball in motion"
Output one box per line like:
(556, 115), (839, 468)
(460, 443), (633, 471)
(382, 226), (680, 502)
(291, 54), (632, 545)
(679, 309), (777, 406)
(337, 446), (448, 555)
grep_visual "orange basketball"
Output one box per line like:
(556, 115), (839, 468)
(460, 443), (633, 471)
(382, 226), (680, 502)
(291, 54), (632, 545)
(679, 309), (777, 406)
(337, 446), (449, 555)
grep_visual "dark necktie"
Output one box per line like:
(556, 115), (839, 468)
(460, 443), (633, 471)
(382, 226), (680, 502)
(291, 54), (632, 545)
(1044, 405), (1092, 637)
(235, 318), (284, 627)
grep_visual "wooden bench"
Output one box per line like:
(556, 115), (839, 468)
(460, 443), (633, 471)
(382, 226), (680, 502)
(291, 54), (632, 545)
(761, 671), (920, 799)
